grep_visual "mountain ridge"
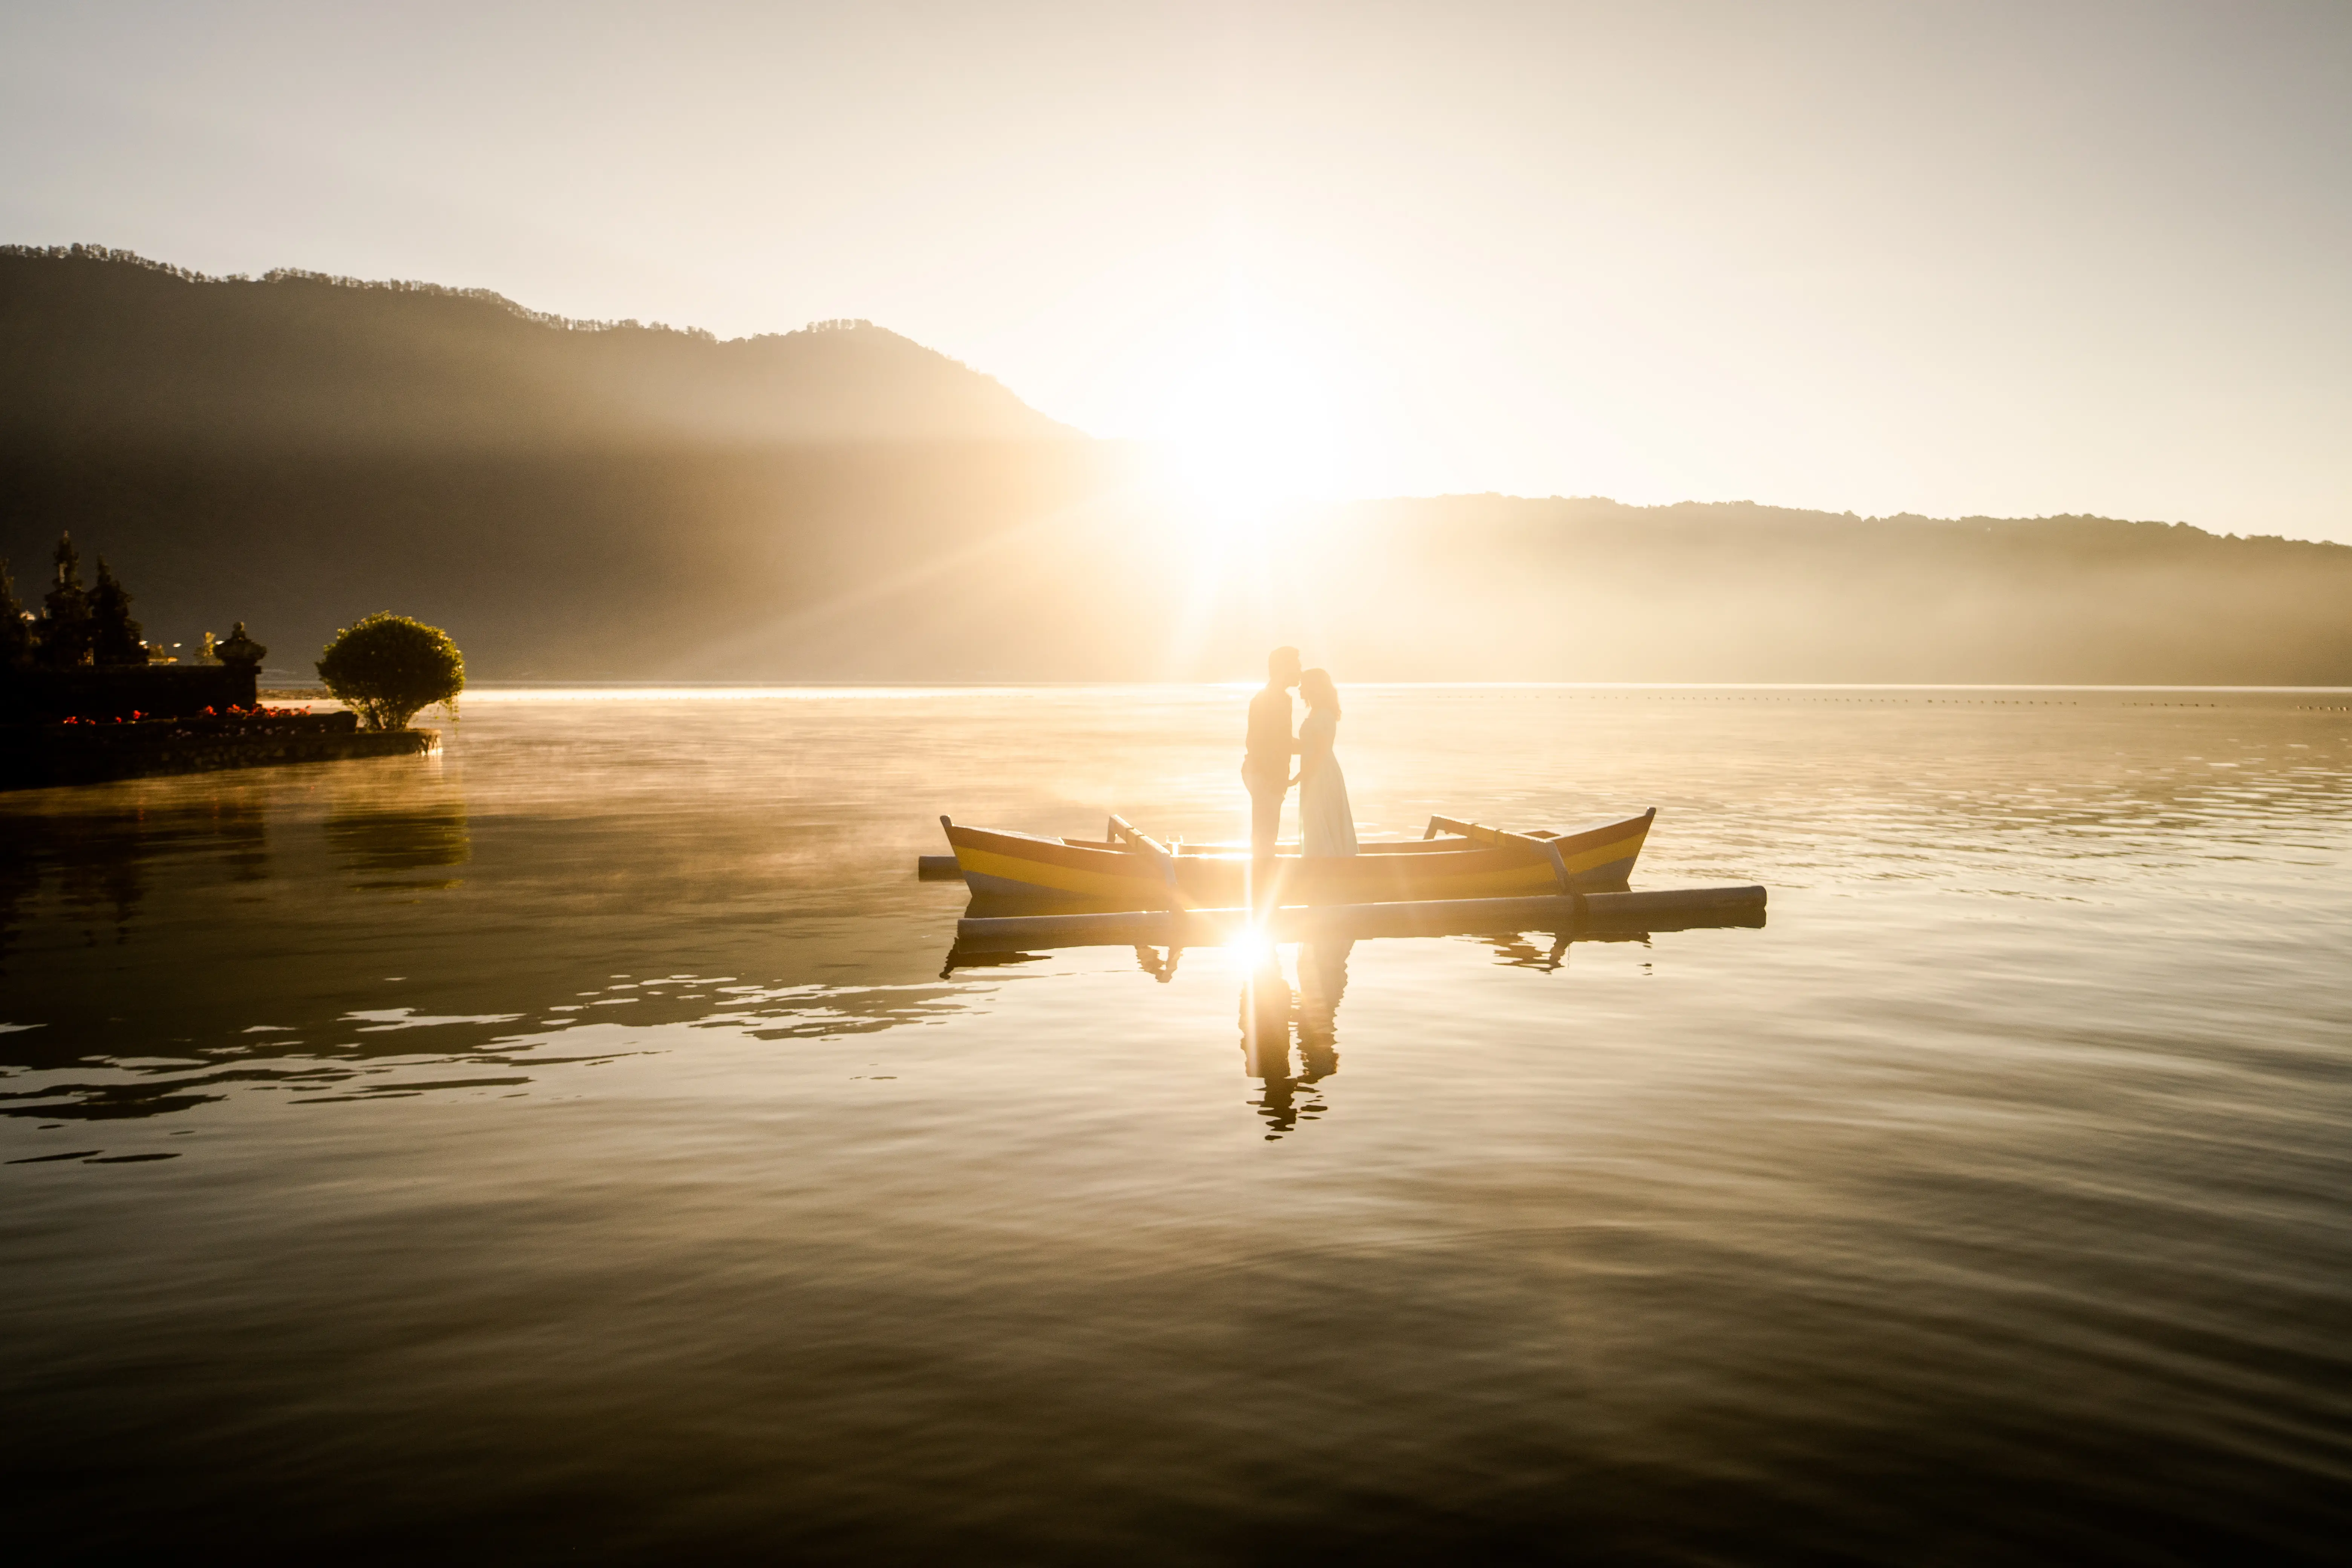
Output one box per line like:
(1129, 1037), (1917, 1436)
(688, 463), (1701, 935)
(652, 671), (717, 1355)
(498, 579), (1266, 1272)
(0, 244), (1077, 450)
(1396, 494), (2341, 554)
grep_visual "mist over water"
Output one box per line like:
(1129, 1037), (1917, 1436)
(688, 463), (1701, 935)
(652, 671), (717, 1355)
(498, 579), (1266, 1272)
(3, 687), (2349, 1561)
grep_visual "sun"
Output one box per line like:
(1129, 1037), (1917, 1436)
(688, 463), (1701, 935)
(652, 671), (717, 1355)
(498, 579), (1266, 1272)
(1153, 336), (1341, 532)
(1225, 920), (1275, 968)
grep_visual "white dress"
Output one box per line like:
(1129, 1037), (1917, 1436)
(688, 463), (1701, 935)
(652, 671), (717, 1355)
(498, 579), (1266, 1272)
(1298, 707), (1358, 857)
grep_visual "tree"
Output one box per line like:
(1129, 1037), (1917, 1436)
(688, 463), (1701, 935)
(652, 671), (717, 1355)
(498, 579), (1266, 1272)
(37, 532), (92, 668)
(316, 613), (465, 730)
(88, 557), (147, 665)
(0, 558), (32, 670)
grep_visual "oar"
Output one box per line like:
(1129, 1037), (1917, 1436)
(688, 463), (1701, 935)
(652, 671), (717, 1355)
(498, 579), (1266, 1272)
(1107, 813), (1188, 912)
(1424, 814), (1579, 894)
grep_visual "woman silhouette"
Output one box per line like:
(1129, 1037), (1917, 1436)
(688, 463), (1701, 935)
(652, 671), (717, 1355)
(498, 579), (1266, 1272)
(1294, 669), (1358, 858)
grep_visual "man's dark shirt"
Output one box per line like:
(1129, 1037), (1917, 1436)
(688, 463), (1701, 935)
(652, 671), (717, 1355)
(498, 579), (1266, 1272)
(1244, 685), (1293, 781)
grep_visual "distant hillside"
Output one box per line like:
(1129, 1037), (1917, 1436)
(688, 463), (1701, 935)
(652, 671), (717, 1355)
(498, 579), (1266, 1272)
(2, 247), (2345, 683)
(0, 245), (1116, 677)
(1254, 497), (2352, 686)
(0, 244), (1072, 449)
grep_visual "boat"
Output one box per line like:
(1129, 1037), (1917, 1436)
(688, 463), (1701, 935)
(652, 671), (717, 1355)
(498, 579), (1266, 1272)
(938, 808), (1656, 908)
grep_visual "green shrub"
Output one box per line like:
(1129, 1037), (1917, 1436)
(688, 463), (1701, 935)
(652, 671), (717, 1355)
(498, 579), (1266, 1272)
(317, 613), (465, 731)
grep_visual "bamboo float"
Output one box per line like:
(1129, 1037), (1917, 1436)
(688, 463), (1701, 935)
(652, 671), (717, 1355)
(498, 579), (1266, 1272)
(950, 884), (1766, 953)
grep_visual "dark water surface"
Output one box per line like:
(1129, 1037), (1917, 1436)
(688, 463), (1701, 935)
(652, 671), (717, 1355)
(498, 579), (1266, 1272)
(4, 686), (2349, 1563)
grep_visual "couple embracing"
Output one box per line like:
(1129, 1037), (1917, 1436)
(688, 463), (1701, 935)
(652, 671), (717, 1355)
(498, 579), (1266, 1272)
(1241, 645), (1357, 864)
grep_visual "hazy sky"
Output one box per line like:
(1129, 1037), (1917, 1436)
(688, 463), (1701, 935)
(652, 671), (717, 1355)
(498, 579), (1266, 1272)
(5, 1), (2348, 540)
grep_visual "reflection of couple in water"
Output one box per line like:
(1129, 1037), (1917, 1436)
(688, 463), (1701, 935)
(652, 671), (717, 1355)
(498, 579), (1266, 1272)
(1238, 646), (1357, 1135)
(1242, 645), (1356, 865)
(1240, 937), (1352, 1139)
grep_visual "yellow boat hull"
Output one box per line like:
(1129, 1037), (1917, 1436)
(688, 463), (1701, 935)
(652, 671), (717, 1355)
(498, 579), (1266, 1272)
(943, 810), (1655, 908)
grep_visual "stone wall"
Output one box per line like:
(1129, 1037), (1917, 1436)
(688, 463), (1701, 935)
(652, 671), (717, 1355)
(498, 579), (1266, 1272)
(0, 712), (438, 790)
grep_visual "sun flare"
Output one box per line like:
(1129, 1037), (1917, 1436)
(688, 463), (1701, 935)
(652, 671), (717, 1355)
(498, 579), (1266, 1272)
(1225, 923), (1274, 967)
(1153, 337), (1342, 532)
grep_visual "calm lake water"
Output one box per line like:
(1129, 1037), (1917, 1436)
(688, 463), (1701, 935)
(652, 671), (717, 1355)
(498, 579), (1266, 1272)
(4, 686), (2349, 1563)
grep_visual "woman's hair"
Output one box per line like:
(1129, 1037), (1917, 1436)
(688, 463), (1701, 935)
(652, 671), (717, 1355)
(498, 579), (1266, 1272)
(1300, 668), (1340, 715)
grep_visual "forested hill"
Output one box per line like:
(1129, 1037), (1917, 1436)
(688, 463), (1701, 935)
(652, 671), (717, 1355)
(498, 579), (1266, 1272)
(1279, 496), (2352, 686)
(0, 245), (1072, 449)
(0, 244), (1118, 678)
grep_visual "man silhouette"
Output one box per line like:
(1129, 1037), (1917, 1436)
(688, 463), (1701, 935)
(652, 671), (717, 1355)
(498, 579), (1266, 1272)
(1243, 646), (1303, 870)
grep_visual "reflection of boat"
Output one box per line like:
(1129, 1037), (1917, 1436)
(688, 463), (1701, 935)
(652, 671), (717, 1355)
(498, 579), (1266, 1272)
(938, 809), (1656, 907)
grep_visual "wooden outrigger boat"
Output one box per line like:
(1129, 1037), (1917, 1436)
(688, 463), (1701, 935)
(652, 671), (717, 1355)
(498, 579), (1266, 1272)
(938, 808), (1656, 908)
